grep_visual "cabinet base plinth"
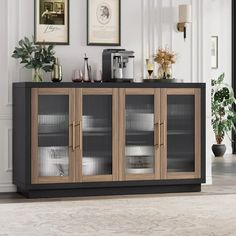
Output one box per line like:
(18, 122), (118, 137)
(17, 184), (201, 198)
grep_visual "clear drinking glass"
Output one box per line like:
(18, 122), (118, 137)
(72, 69), (83, 82)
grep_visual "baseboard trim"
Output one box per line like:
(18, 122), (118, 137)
(0, 184), (17, 193)
(18, 184), (202, 198)
(204, 176), (212, 185)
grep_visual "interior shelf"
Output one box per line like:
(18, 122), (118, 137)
(126, 130), (153, 136)
(83, 127), (112, 137)
(167, 130), (193, 135)
(167, 168), (194, 173)
(83, 150), (112, 157)
(126, 168), (153, 174)
(38, 133), (68, 147)
(168, 152), (194, 158)
(38, 132), (68, 136)
(83, 127), (111, 132)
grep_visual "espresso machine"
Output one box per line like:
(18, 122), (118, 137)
(102, 49), (135, 82)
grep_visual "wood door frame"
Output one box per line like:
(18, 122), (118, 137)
(78, 88), (119, 183)
(118, 88), (161, 181)
(31, 88), (76, 184)
(160, 88), (201, 180)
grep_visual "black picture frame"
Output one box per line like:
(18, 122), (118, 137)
(34, 0), (70, 45)
(87, 0), (121, 46)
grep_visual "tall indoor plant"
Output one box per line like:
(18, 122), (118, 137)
(211, 73), (236, 156)
(12, 37), (55, 82)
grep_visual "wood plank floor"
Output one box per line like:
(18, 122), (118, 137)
(0, 155), (235, 203)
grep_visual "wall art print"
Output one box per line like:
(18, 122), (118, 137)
(87, 0), (121, 46)
(35, 0), (69, 45)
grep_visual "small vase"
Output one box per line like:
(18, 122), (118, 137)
(158, 66), (172, 79)
(32, 68), (43, 82)
(51, 58), (62, 82)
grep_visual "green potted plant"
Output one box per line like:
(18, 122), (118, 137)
(211, 73), (236, 157)
(12, 37), (55, 82)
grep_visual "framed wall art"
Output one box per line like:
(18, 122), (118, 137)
(211, 36), (218, 69)
(34, 0), (69, 45)
(87, 0), (121, 46)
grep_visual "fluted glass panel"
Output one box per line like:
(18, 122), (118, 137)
(125, 95), (154, 174)
(167, 95), (195, 172)
(82, 95), (112, 176)
(38, 95), (69, 177)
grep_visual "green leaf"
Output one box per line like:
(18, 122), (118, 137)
(12, 53), (20, 59)
(217, 73), (225, 84)
(24, 37), (30, 45)
(48, 45), (53, 52)
(18, 39), (24, 47)
(20, 60), (29, 64)
(42, 65), (53, 72)
(25, 63), (34, 69)
(211, 79), (216, 86)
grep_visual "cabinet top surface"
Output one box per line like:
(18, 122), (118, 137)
(13, 82), (206, 89)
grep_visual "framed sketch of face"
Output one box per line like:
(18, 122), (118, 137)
(87, 0), (121, 46)
(35, 0), (69, 45)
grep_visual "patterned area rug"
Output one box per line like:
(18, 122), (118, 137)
(0, 194), (236, 236)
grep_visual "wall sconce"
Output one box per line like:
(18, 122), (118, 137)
(177, 4), (192, 40)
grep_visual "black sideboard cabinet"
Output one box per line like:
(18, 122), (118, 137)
(13, 82), (206, 198)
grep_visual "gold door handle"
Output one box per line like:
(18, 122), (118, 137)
(78, 121), (82, 150)
(154, 122), (160, 149)
(80, 121), (82, 150)
(160, 120), (166, 147)
(72, 121), (76, 151)
(75, 121), (82, 150)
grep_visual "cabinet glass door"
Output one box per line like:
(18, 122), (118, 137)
(161, 89), (201, 179)
(76, 89), (118, 182)
(120, 89), (161, 181)
(31, 88), (75, 184)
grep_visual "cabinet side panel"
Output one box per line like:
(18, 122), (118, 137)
(13, 86), (31, 188)
(201, 87), (206, 183)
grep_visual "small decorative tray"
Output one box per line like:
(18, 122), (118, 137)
(143, 79), (183, 83)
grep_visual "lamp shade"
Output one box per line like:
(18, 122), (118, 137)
(179, 4), (192, 23)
